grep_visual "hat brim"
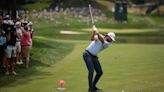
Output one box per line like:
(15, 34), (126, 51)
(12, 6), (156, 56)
(111, 37), (115, 41)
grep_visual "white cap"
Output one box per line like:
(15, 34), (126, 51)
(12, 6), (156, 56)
(28, 21), (33, 26)
(16, 21), (21, 26)
(8, 20), (14, 25)
(3, 20), (8, 24)
(5, 15), (10, 19)
(107, 32), (116, 41)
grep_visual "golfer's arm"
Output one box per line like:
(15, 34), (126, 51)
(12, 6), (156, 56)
(91, 31), (96, 41)
(96, 33), (105, 44)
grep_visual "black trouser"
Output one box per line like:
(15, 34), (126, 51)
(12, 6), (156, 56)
(83, 50), (103, 89)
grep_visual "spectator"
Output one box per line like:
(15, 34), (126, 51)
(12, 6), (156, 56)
(0, 13), (34, 74)
(3, 19), (17, 75)
(15, 22), (23, 65)
(20, 25), (31, 68)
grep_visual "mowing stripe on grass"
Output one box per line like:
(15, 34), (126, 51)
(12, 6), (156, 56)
(0, 43), (164, 92)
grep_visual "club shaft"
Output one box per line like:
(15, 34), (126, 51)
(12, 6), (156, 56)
(89, 4), (94, 25)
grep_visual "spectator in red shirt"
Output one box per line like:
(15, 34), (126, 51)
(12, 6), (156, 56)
(20, 25), (31, 68)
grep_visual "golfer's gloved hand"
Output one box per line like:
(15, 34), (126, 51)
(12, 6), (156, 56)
(92, 25), (98, 33)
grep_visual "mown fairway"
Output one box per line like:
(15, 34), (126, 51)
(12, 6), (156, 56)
(0, 36), (164, 92)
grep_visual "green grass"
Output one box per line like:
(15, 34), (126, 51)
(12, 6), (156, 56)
(33, 19), (164, 43)
(0, 38), (74, 87)
(0, 1), (164, 91)
(0, 42), (164, 92)
(30, 12), (164, 43)
(18, 2), (51, 10)
(0, 19), (164, 92)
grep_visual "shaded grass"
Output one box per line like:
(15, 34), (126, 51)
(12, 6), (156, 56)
(31, 39), (74, 65)
(0, 38), (74, 87)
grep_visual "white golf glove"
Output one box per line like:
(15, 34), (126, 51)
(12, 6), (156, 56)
(92, 25), (98, 32)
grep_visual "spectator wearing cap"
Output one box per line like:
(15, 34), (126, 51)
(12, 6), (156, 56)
(15, 22), (23, 65)
(3, 19), (17, 75)
(83, 25), (116, 92)
(20, 25), (31, 68)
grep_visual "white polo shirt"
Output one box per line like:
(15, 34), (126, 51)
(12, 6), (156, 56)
(16, 28), (22, 41)
(86, 35), (110, 56)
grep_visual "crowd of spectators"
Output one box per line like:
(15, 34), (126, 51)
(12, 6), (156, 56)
(0, 14), (34, 75)
(18, 6), (107, 25)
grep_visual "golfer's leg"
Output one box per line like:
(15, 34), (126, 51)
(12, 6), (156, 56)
(83, 53), (94, 88)
(93, 58), (103, 87)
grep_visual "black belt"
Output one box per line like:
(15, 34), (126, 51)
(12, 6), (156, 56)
(86, 50), (97, 58)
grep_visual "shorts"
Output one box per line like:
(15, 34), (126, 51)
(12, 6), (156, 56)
(21, 45), (30, 58)
(5, 45), (16, 58)
(16, 41), (21, 53)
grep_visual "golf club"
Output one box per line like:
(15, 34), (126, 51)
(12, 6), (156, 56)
(89, 4), (94, 25)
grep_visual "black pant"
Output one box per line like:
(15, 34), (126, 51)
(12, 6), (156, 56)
(83, 51), (103, 89)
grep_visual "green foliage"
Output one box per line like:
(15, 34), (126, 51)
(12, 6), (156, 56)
(18, 2), (51, 10)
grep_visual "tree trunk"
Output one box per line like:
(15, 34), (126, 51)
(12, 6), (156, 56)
(12, 0), (16, 19)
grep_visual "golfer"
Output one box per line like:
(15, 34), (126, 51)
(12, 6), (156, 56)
(83, 25), (116, 92)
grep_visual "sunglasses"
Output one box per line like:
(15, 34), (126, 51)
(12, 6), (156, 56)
(107, 39), (110, 42)
(105, 35), (110, 42)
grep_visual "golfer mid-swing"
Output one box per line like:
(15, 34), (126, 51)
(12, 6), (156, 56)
(83, 25), (116, 92)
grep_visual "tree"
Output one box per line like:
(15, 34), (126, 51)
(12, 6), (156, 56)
(0, 0), (16, 19)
